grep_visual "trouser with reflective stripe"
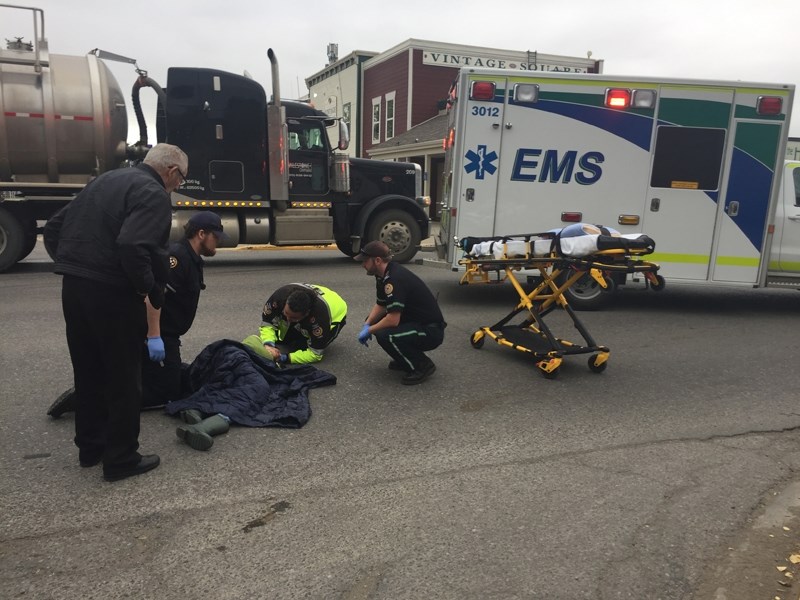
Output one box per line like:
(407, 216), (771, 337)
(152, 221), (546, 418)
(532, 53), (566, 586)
(375, 322), (445, 372)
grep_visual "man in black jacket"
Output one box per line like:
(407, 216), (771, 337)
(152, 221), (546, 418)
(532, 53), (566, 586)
(44, 143), (188, 482)
(47, 210), (225, 415)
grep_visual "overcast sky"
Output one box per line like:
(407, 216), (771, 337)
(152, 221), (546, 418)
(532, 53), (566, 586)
(4, 0), (799, 138)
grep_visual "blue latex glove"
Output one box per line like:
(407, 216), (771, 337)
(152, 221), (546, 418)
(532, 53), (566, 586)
(357, 323), (372, 346)
(147, 336), (166, 362)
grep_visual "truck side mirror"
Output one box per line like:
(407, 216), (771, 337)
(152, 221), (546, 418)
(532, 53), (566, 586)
(338, 119), (350, 151)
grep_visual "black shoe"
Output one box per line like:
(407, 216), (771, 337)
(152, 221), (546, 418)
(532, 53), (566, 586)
(401, 362), (436, 385)
(103, 455), (160, 482)
(388, 360), (407, 371)
(79, 455), (102, 468)
(47, 388), (77, 418)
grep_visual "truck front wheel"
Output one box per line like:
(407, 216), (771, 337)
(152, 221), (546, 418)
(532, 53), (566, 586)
(367, 209), (421, 263)
(0, 207), (25, 272)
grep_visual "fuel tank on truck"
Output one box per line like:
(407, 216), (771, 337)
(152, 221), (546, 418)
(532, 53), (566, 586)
(0, 43), (129, 184)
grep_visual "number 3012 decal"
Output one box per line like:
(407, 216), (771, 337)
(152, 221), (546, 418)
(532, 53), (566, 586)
(471, 106), (500, 117)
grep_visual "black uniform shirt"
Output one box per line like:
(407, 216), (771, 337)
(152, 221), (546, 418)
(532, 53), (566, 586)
(160, 238), (204, 338)
(376, 262), (444, 325)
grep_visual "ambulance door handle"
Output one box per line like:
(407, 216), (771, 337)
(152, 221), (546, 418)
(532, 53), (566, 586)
(650, 198), (660, 212)
(726, 201), (739, 217)
(466, 188), (475, 202)
(788, 214), (800, 221)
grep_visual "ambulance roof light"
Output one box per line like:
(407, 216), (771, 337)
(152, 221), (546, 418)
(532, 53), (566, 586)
(756, 96), (782, 115)
(561, 212), (583, 223)
(470, 81), (496, 101)
(605, 88), (631, 109)
(513, 83), (539, 104)
(632, 89), (656, 109)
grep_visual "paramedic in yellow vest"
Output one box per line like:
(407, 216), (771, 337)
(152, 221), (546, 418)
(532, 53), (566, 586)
(243, 283), (347, 365)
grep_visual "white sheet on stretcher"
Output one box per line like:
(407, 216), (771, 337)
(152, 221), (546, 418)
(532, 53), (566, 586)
(469, 234), (647, 259)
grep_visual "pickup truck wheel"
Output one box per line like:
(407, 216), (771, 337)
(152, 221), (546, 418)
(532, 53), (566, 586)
(335, 239), (357, 257)
(368, 209), (421, 263)
(561, 272), (616, 311)
(0, 207), (25, 272)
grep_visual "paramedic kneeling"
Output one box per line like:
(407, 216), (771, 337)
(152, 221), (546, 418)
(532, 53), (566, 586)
(355, 241), (446, 385)
(243, 283), (348, 365)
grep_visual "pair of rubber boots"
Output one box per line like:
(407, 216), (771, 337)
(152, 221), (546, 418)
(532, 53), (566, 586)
(176, 411), (229, 451)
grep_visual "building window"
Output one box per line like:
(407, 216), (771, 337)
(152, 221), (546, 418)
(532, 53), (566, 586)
(372, 97), (381, 144)
(385, 92), (396, 141)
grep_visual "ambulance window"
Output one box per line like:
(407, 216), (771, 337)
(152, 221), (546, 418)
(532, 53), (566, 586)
(650, 126), (726, 190)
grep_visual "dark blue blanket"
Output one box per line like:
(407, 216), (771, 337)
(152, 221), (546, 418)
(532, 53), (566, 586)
(165, 340), (336, 428)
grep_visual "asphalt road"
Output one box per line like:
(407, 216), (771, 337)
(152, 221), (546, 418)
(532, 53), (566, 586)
(2, 241), (800, 599)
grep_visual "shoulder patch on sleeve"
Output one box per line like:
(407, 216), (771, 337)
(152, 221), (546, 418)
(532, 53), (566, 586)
(169, 256), (178, 269)
(384, 283), (394, 295)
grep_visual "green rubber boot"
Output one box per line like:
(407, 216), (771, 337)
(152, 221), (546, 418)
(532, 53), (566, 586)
(176, 415), (230, 451)
(180, 409), (203, 424)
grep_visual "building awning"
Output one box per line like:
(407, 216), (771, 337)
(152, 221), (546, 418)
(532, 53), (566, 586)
(368, 113), (448, 158)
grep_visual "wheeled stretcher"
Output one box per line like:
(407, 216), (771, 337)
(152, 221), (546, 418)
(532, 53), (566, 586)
(459, 226), (662, 378)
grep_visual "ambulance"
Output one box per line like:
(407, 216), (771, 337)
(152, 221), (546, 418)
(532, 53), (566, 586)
(433, 68), (798, 309)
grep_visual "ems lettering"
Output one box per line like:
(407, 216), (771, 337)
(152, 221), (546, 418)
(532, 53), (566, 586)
(511, 149), (604, 184)
(575, 152), (604, 185)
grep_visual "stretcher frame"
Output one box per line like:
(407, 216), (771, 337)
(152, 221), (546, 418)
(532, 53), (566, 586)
(459, 234), (662, 378)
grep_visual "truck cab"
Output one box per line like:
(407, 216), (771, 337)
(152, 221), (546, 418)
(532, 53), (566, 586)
(160, 68), (430, 262)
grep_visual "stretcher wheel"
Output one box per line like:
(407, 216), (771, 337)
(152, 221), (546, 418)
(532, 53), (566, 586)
(588, 354), (608, 373)
(536, 360), (560, 379)
(650, 274), (666, 292)
(470, 331), (485, 349)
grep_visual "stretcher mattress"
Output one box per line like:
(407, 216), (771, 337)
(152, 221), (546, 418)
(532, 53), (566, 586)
(463, 224), (655, 259)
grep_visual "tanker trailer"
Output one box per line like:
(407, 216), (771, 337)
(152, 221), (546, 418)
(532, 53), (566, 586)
(0, 5), (128, 270)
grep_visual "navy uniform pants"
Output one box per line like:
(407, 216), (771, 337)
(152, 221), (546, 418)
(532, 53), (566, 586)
(62, 275), (146, 468)
(141, 335), (185, 408)
(375, 321), (445, 372)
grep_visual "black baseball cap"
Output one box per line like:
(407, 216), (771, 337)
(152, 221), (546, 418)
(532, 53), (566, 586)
(188, 211), (229, 240)
(354, 241), (392, 261)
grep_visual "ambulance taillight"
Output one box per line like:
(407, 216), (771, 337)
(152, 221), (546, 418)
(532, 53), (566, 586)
(756, 96), (783, 115)
(470, 81), (496, 101)
(561, 212), (583, 223)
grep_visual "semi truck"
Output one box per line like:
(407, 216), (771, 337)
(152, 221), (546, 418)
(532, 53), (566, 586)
(433, 66), (798, 309)
(0, 4), (429, 271)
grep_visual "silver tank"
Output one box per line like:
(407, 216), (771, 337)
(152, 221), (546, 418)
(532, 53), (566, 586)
(0, 41), (128, 184)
